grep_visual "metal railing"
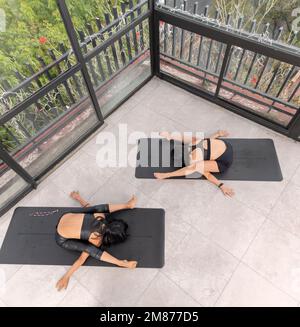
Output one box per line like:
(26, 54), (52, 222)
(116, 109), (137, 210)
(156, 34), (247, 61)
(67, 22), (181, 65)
(0, 0), (152, 216)
(0, 0), (300, 217)
(154, 1), (300, 137)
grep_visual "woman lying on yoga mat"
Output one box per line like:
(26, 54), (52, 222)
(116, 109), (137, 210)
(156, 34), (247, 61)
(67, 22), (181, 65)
(56, 192), (138, 291)
(154, 130), (235, 197)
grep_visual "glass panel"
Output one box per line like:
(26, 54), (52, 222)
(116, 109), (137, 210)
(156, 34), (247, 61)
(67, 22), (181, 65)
(97, 19), (151, 117)
(66, 0), (151, 117)
(156, 0), (300, 54)
(219, 46), (300, 127)
(160, 21), (227, 95)
(0, 0), (77, 110)
(0, 162), (29, 211)
(65, 0), (149, 56)
(2, 71), (100, 178)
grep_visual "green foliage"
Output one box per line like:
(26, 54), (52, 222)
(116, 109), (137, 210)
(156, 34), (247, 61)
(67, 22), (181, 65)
(0, 0), (129, 87)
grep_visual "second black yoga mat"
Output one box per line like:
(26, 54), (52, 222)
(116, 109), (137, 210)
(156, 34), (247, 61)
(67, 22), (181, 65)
(135, 138), (283, 181)
(0, 207), (165, 268)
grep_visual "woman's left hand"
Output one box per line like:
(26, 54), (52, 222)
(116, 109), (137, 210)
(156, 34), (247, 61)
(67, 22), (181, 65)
(56, 276), (70, 291)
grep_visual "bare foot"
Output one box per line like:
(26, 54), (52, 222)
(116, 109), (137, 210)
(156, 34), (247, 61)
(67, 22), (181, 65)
(154, 172), (167, 180)
(127, 195), (137, 209)
(70, 191), (81, 201)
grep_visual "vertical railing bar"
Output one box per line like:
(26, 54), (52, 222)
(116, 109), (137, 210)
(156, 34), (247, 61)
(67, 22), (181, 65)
(288, 79), (300, 103)
(26, 63), (56, 117)
(48, 49), (76, 103)
(232, 20), (256, 81)
(276, 66), (295, 98)
(129, 0), (139, 56)
(86, 23), (106, 82)
(149, 0), (160, 76)
(244, 52), (257, 84)
(254, 56), (269, 89)
(215, 14), (231, 73)
(188, 2), (198, 63)
(4, 76), (33, 138)
(78, 30), (99, 86)
(172, 0), (177, 57)
(265, 63), (281, 94)
(56, 0), (104, 123)
(3, 124), (22, 146)
(95, 18), (113, 77)
(137, 0), (145, 50)
(215, 44), (232, 98)
(104, 13), (120, 71)
(37, 56), (66, 108)
(112, 7), (127, 66)
(205, 9), (219, 70)
(121, 3), (133, 61)
(59, 43), (84, 98)
(179, 0), (187, 59)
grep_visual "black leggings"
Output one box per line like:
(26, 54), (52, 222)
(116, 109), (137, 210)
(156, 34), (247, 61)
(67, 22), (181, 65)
(55, 232), (103, 260)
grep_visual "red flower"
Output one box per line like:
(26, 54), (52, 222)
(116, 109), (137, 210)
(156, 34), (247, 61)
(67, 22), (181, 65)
(39, 36), (48, 45)
(251, 76), (258, 85)
(136, 31), (140, 39)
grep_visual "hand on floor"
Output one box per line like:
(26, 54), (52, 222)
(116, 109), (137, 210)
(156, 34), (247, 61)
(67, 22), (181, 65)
(220, 185), (235, 197)
(56, 276), (70, 291)
(70, 191), (81, 201)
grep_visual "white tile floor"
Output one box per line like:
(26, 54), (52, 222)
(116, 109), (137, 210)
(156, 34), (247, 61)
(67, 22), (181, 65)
(0, 77), (300, 307)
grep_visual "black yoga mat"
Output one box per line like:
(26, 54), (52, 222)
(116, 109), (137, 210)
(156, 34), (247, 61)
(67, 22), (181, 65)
(0, 207), (165, 268)
(135, 138), (283, 181)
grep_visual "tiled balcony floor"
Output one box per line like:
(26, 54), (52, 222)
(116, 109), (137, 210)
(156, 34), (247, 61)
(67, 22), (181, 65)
(1, 77), (300, 307)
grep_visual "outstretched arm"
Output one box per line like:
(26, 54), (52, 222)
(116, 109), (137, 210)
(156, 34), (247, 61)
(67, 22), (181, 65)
(100, 251), (137, 269)
(56, 252), (90, 291)
(154, 161), (234, 197)
(159, 131), (200, 145)
(56, 251), (138, 291)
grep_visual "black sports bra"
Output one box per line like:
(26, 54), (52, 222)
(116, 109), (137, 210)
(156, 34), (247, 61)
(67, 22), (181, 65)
(80, 213), (109, 241)
(57, 203), (111, 241)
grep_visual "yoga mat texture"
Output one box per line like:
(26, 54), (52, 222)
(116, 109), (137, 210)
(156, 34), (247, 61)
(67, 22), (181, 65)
(135, 138), (283, 181)
(0, 207), (165, 268)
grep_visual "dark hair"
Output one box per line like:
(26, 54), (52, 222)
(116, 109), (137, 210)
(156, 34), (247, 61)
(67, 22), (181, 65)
(100, 218), (129, 247)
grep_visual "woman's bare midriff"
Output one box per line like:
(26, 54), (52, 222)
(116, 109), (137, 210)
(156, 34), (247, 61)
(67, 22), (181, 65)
(57, 213), (84, 239)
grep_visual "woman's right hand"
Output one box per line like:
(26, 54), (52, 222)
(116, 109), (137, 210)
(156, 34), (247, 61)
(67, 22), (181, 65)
(220, 185), (235, 197)
(56, 275), (70, 291)
(122, 260), (138, 269)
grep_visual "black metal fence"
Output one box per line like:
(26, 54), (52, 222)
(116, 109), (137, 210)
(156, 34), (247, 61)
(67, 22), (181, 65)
(0, 0), (300, 217)
(154, 0), (300, 138)
(0, 0), (152, 216)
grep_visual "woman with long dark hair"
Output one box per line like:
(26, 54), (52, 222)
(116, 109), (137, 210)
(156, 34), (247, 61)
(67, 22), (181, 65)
(55, 192), (137, 291)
